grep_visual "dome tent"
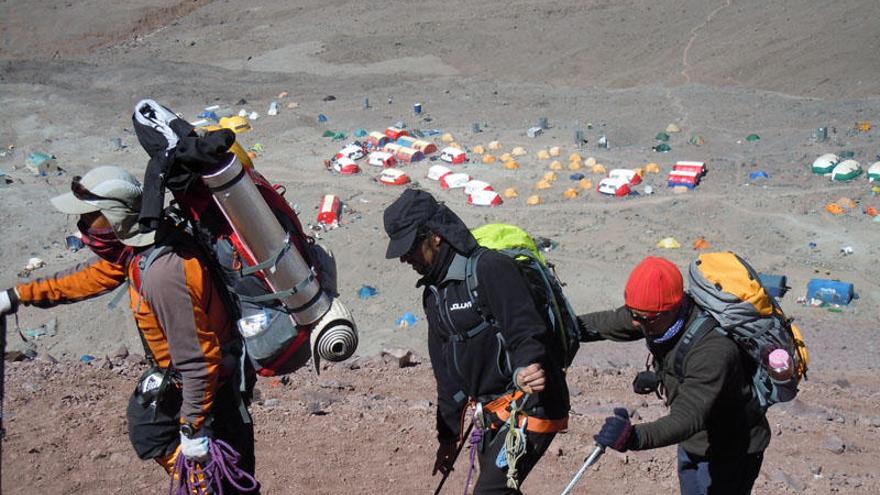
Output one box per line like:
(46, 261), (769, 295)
(868, 162), (880, 182)
(811, 153), (839, 175)
(830, 160), (862, 182)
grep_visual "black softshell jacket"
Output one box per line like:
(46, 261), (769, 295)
(423, 247), (569, 442)
(579, 303), (770, 456)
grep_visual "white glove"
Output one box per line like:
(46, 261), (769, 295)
(180, 433), (210, 463)
(0, 288), (17, 316)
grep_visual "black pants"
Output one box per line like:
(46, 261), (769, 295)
(210, 382), (258, 494)
(473, 428), (556, 495)
(127, 378), (258, 494)
(677, 446), (764, 495)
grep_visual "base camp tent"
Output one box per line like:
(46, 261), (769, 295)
(811, 153), (839, 175)
(830, 160), (862, 181)
(868, 162), (880, 182)
(411, 140), (437, 154)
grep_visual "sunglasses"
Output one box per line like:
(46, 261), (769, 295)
(401, 233), (428, 260)
(71, 176), (130, 208)
(629, 309), (667, 325)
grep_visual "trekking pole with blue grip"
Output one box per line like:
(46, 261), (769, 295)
(559, 444), (605, 495)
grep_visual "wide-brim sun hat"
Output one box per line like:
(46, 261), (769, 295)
(50, 166), (155, 247)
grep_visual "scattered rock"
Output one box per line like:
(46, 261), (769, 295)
(382, 347), (416, 368)
(319, 380), (354, 391)
(408, 399), (432, 412)
(125, 353), (146, 365)
(305, 402), (328, 416)
(822, 435), (846, 454)
(37, 353), (59, 365)
(112, 345), (129, 360)
(770, 470), (806, 492)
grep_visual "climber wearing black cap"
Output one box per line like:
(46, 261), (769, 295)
(384, 189), (569, 494)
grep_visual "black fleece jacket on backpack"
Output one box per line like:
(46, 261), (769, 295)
(418, 223), (569, 443)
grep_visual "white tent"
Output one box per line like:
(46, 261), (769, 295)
(868, 162), (880, 182)
(811, 153), (838, 175)
(830, 159), (862, 182)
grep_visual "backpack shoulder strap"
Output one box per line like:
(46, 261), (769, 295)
(673, 314), (718, 381)
(463, 247), (492, 320)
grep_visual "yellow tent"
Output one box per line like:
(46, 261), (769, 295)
(488, 140), (502, 150)
(536, 179), (552, 190)
(585, 157), (597, 167)
(536, 150), (551, 160)
(549, 160), (563, 171)
(526, 195), (541, 206)
(503, 187), (518, 198)
(666, 123), (681, 133)
(473, 145), (485, 155)
(549, 146), (561, 157)
(441, 133), (454, 143)
(568, 161), (582, 171)
(543, 171), (558, 182)
(645, 162), (660, 174)
(482, 154), (496, 164)
(657, 237), (681, 249)
(511, 146), (527, 156)
(563, 188), (578, 199)
(503, 160), (519, 170)
(500, 152), (513, 162)
(568, 152), (582, 162)
(578, 178), (592, 190)
(591, 164), (606, 174)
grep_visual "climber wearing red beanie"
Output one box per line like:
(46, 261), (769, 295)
(577, 256), (770, 495)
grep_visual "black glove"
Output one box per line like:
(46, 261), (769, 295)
(594, 407), (635, 452)
(632, 370), (660, 395)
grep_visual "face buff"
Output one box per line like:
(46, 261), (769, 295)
(78, 221), (132, 265)
(645, 298), (691, 353)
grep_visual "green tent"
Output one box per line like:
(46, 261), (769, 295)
(745, 134), (760, 142)
(868, 162), (880, 182)
(831, 160), (862, 181)
(653, 143), (671, 153)
(655, 132), (670, 142)
(811, 153), (838, 175)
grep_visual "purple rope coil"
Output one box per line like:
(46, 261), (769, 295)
(463, 423), (483, 495)
(169, 439), (259, 495)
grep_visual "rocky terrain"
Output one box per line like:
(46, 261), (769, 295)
(2, 0), (879, 493)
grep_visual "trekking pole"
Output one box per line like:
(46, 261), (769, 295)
(432, 422), (474, 495)
(559, 444), (605, 495)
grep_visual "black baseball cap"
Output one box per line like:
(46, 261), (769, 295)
(383, 189), (440, 259)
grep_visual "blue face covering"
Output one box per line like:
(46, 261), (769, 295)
(645, 298), (691, 351)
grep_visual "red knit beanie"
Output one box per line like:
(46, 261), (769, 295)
(624, 256), (684, 312)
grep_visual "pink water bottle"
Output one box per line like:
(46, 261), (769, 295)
(767, 349), (794, 381)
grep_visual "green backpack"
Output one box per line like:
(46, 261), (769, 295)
(467, 224), (581, 369)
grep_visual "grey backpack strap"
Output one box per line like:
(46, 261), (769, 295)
(673, 315), (717, 381)
(463, 248), (491, 320)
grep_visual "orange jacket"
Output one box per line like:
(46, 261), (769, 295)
(16, 248), (235, 431)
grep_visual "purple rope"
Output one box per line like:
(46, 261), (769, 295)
(463, 423), (483, 495)
(169, 439), (259, 495)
